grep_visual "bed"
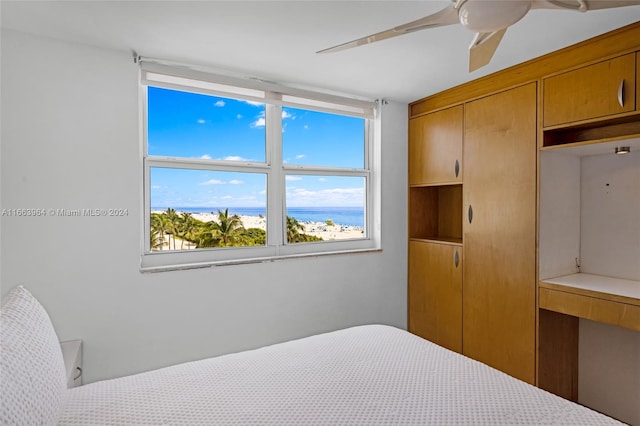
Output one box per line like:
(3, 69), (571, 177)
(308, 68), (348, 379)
(1, 286), (625, 425)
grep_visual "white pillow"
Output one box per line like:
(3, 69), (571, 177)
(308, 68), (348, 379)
(1, 285), (68, 425)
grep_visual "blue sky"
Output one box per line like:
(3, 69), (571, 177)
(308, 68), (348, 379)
(148, 87), (365, 208)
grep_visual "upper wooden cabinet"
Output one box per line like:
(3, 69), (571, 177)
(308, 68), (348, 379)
(409, 106), (463, 185)
(543, 53), (637, 127)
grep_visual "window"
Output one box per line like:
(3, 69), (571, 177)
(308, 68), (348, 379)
(140, 61), (380, 271)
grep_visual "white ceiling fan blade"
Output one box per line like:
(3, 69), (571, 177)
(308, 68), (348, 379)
(468, 28), (507, 72)
(317, 4), (459, 54)
(531, 0), (640, 10)
(581, 0), (640, 9)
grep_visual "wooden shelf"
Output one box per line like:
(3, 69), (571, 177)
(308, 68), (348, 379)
(408, 185), (462, 242)
(542, 116), (640, 147)
(409, 237), (463, 246)
(539, 273), (640, 331)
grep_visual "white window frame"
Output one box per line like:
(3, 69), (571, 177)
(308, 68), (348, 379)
(139, 60), (381, 272)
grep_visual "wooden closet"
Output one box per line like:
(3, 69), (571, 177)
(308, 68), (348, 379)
(408, 105), (463, 354)
(408, 21), (640, 392)
(408, 84), (537, 383)
(462, 83), (537, 383)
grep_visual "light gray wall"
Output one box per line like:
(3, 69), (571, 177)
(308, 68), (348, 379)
(539, 148), (640, 425)
(579, 151), (640, 425)
(0, 29), (408, 383)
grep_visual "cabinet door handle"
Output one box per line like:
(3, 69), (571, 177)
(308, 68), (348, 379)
(618, 79), (625, 108)
(454, 159), (460, 178)
(468, 205), (473, 224)
(454, 250), (460, 268)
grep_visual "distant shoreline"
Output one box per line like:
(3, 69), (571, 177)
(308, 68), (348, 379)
(151, 206), (365, 228)
(151, 210), (365, 242)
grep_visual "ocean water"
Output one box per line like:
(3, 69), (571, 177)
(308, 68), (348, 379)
(152, 206), (365, 227)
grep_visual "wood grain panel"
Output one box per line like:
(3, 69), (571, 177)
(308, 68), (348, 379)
(409, 106), (463, 185)
(437, 185), (463, 240)
(539, 287), (640, 332)
(408, 241), (463, 353)
(538, 309), (579, 401)
(463, 83), (538, 384)
(409, 187), (438, 240)
(543, 53), (636, 127)
(409, 185), (462, 242)
(543, 119), (640, 147)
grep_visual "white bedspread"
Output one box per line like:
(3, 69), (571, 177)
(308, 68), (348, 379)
(59, 325), (622, 425)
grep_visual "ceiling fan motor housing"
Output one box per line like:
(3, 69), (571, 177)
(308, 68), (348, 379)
(458, 0), (532, 32)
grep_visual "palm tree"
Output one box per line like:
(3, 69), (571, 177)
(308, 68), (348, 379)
(242, 228), (266, 246)
(177, 212), (198, 250)
(195, 221), (222, 248)
(164, 208), (181, 250)
(211, 208), (245, 246)
(150, 212), (167, 250)
(286, 215), (305, 243)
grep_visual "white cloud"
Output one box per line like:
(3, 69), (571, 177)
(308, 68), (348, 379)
(251, 111), (266, 128)
(243, 100), (264, 107)
(200, 154), (212, 159)
(303, 124), (309, 130)
(229, 179), (244, 185)
(318, 177), (327, 182)
(200, 179), (225, 185)
(236, 114), (243, 119)
(285, 175), (303, 181)
(295, 154), (305, 159)
(282, 110), (293, 119)
(221, 155), (247, 161)
(251, 117), (266, 128)
(286, 186), (364, 207)
(197, 119), (206, 124)
(214, 100), (225, 107)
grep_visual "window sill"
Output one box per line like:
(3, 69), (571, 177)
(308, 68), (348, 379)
(140, 247), (382, 273)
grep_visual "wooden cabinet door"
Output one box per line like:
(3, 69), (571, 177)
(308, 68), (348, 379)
(409, 106), (463, 185)
(637, 52), (640, 111)
(543, 53), (636, 127)
(408, 241), (462, 353)
(463, 83), (537, 384)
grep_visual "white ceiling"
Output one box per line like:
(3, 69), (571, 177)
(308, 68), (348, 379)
(2, 1), (639, 103)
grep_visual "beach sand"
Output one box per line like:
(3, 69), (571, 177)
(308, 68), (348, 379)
(152, 211), (364, 251)
(191, 213), (365, 241)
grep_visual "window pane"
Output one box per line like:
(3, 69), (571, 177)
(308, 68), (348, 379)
(147, 87), (266, 162)
(282, 107), (364, 168)
(285, 175), (365, 243)
(150, 167), (267, 251)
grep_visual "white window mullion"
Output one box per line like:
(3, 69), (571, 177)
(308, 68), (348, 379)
(141, 83), (151, 255)
(369, 106), (382, 244)
(265, 101), (284, 249)
(282, 167), (369, 178)
(147, 157), (270, 173)
(143, 159), (151, 254)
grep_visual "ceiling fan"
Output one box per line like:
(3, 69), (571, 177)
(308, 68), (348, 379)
(318, 0), (640, 72)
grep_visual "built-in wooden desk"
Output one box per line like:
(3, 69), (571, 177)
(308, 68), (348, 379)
(537, 273), (640, 402)
(539, 273), (640, 332)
